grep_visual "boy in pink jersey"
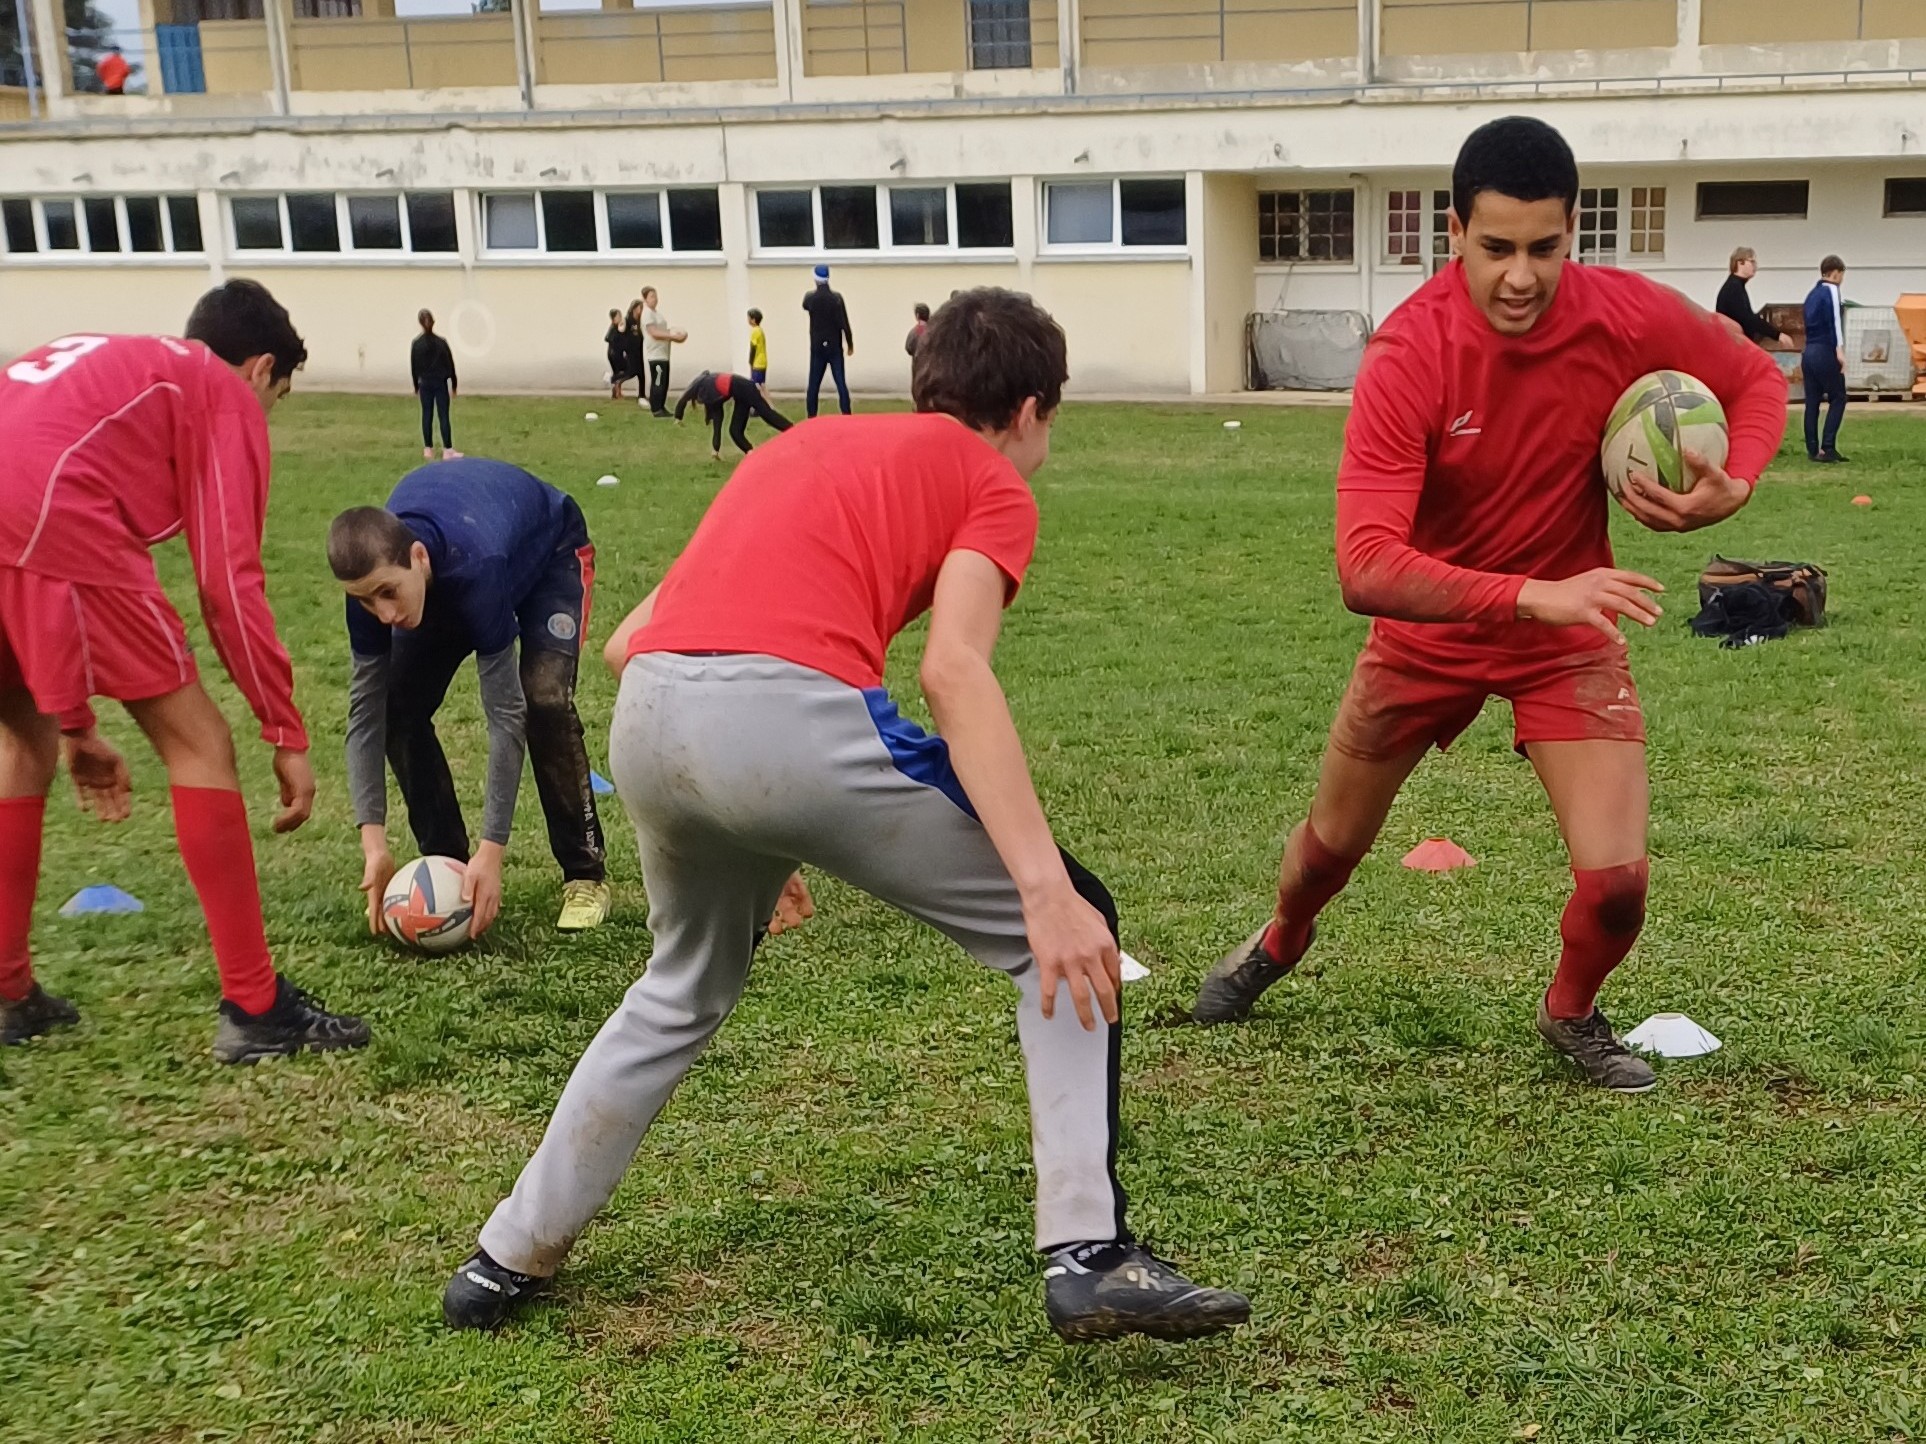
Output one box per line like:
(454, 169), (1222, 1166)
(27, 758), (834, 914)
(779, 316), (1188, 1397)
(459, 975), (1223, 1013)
(0, 281), (368, 1064)
(1194, 118), (1786, 1091)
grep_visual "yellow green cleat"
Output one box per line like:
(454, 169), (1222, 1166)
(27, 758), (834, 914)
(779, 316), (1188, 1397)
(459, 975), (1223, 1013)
(555, 879), (612, 932)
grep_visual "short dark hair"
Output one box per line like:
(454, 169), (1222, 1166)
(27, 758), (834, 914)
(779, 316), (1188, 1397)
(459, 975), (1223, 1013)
(327, 506), (418, 581)
(748, 307), (763, 323)
(913, 302), (931, 321)
(1451, 116), (1579, 228)
(185, 279), (307, 383)
(1820, 255), (1845, 275)
(418, 308), (435, 330)
(911, 288), (1067, 432)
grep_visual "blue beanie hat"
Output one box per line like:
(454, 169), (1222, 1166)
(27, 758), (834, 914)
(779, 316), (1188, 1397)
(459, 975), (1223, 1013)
(813, 264), (830, 282)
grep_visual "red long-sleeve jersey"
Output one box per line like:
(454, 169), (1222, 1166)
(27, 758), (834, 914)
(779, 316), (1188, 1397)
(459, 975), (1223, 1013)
(0, 334), (308, 749)
(1336, 260), (1787, 662)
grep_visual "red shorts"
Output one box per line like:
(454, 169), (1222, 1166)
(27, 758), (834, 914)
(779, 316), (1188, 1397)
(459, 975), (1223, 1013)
(1329, 633), (1645, 762)
(0, 568), (197, 729)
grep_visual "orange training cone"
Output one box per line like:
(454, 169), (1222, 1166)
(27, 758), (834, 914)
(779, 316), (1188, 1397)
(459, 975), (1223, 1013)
(1852, 495), (1872, 506)
(1402, 837), (1476, 872)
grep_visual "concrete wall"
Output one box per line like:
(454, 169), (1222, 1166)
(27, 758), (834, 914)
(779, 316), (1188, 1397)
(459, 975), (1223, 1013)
(1080, 0), (1356, 66)
(289, 16), (520, 92)
(1202, 171), (1257, 391)
(1381, 0), (1676, 56)
(1702, 0), (1926, 44)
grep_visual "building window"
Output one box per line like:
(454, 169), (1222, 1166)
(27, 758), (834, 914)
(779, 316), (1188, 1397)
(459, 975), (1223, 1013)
(666, 189), (723, 252)
(540, 192), (598, 253)
(1042, 178), (1187, 252)
(1384, 189), (1422, 264)
(230, 191), (461, 255)
(1696, 180), (1809, 220)
(0, 194), (206, 257)
(1576, 186), (1618, 265)
(753, 183), (1017, 253)
(606, 192), (664, 251)
(1627, 185), (1665, 257)
(1883, 178), (1926, 217)
(475, 188), (725, 257)
(1430, 189), (1451, 268)
(969, 0), (1032, 69)
(821, 185), (880, 250)
(956, 182), (1014, 249)
(1257, 189), (1354, 264)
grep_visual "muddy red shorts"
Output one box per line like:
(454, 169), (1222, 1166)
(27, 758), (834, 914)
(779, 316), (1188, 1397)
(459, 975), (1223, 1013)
(0, 567), (198, 728)
(1329, 632), (1645, 762)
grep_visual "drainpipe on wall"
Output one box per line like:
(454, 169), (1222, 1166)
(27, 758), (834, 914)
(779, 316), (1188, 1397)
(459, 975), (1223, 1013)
(263, 0), (293, 117)
(1057, 0), (1077, 96)
(510, 0), (535, 108)
(1356, 0), (1376, 86)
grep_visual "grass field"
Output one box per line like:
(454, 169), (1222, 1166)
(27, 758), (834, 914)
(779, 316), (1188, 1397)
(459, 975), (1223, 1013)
(5, 394), (1926, 1443)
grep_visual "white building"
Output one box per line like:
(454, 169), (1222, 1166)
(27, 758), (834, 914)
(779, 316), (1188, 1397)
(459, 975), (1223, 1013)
(2, 0), (1922, 395)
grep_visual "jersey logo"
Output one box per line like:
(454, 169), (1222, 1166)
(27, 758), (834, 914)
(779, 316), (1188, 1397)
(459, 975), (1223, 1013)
(1448, 409), (1482, 438)
(547, 613), (578, 641)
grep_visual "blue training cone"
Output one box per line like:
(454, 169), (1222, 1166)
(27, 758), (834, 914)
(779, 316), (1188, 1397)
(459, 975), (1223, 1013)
(60, 885), (144, 916)
(590, 771), (616, 796)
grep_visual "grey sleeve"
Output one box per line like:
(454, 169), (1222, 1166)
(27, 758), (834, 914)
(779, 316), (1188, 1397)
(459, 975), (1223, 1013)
(346, 652), (391, 828)
(476, 645), (528, 847)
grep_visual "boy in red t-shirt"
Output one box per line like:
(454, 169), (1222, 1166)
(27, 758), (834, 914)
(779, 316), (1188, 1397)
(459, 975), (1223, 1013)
(1193, 118), (1786, 1091)
(0, 282), (368, 1063)
(445, 289), (1249, 1343)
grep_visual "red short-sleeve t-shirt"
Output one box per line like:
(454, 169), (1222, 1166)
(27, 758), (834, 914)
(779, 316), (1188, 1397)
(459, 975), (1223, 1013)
(631, 412), (1040, 689)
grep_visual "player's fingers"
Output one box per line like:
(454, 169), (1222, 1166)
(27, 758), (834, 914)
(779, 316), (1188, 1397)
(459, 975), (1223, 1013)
(1037, 962), (1058, 1020)
(1587, 610), (1628, 645)
(1603, 592), (1661, 628)
(1067, 968), (1096, 1032)
(1092, 963), (1120, 1026)
(1607, 569), (1665, 593)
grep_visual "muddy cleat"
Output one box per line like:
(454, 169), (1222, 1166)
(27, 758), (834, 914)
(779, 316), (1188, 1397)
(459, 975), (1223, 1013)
(1535, 999), (1657, 1093)
(442, 1248), (546, 1331)
(212, 977), (370, 1066)
(1, 984), (80, 1046)
(1192, 924), (1307, 1025)
(555, 879), (612, 932)
(1044, 1243), (1251, 1343)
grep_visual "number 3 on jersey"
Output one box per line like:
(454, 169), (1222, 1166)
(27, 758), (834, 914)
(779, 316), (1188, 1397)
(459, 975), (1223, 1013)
(7, 334), (111, 385)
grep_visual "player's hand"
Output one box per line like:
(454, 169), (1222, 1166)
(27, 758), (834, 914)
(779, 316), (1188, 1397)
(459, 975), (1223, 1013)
(1024, 883), (1120, 1032)
(767, 871), (815, 937)
(359, 827), (397, 936)
(1517, 568), (1664, 645)
(1618, 448), (1752, 534)
(62, 730), (131, 822)
(271, 747), (316, 833)
(845, 342), (855, 357)
(463, 841), (505, 938)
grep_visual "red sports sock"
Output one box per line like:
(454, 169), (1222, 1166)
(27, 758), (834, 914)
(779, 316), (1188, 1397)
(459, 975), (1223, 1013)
(0, 796), (46, 1003)
(1545, 859), (1649, 1020)
(1259, 820), (1361, 965)
(171, 786), (279, 1015)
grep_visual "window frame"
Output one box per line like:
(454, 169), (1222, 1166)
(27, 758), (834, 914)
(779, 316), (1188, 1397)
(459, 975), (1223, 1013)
(1626, 185), (1666, 259)
(1695, 180), (1810, 222)
(0, 194), (206, 261)
(477, 187), (729, 260)
(750, 181), (1020, 258)
(1038, 176), (1188, 256)
(968, 0), (1033, 70)
(1883, 177), (1926, 218)
(1255, 186), (1356, 266)
(1382, 188), (1424, 266)
(1575, 185), (1620, 266)
(229, 190), (463, 258)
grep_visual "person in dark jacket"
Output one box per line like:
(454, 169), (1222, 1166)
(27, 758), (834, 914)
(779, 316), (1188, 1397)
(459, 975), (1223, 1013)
(801, 264), (854, 418)
(1801, 256), (1849, 463)
(411, 310), (460, 460)
(605, 309), (637, 400)
(673, 371), (793, 459)
(905, 302), (931, 359)
(622, 301), (646, 398)
(1714, 248), (1790, 348)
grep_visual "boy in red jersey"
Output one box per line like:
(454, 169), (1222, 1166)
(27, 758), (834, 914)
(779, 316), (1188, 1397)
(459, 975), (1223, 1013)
(443, 288), (1249, 1343)
(0, 281), (368, 1063)
(1193, 118), (1787, 1092)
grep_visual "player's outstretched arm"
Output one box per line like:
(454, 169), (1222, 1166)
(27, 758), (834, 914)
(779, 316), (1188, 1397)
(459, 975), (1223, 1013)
(463, 647), (528, 939)
(921, 549), (1118, 1032)
(347, 650), (396, 932)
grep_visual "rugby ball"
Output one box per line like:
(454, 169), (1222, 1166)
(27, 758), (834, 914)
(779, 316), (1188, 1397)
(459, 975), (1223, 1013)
(1600, 370), (1729, 496)
(382, 855), (473, 955)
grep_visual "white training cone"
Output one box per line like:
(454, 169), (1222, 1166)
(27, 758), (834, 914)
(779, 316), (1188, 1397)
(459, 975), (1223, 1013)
(1622, 1013), (1721, 1059)
(584, 411), (600, 422)
(1223, 419), (1242, 431)
(1119, 951), (1150, 983)
(596, 474), (620, 487)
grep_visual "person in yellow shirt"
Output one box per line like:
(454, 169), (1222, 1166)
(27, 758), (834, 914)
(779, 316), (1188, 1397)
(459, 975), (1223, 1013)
(747, 308), (769, 387)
